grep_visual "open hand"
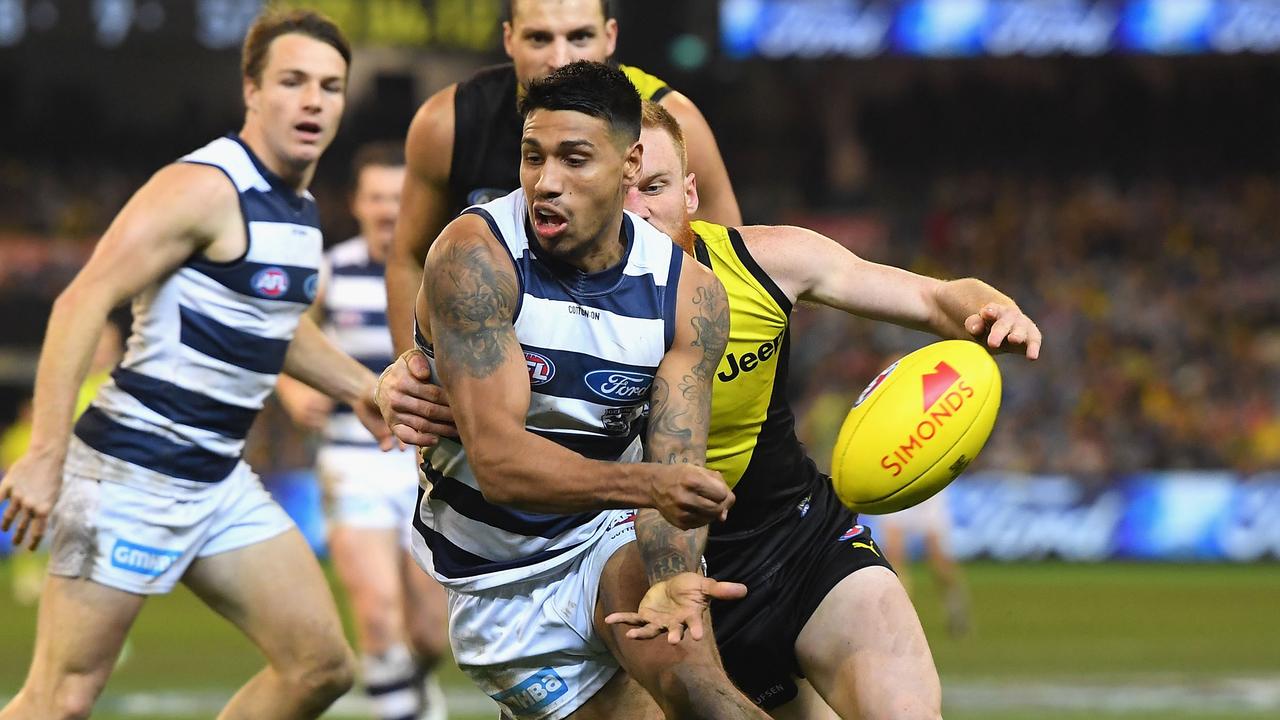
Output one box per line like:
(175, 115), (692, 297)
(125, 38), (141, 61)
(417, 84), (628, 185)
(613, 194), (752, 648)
(964, 304), (1042, 360)
(604, 572), (747, 644)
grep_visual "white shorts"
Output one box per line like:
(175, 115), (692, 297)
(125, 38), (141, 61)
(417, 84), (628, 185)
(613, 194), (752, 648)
(876, 490), (952, 545)
(47, 445), (295, 595)
(317, 445), (419, 548)
(448, 510), (636, 720)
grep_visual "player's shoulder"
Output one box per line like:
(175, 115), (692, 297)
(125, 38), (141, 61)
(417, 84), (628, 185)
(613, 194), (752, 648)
(619, 64), (672, 102)
(140, 162), (240, 219)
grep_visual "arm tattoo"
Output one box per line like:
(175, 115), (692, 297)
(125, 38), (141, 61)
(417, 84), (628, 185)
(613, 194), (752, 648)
(636, 509), (708, 584)
(637, 278), (730, 581)
(690, 283), (731, 390)
(426, 236), (518, 378)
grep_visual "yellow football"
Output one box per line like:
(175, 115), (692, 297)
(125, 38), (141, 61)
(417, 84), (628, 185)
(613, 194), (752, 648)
(832, 340), (1002, 514)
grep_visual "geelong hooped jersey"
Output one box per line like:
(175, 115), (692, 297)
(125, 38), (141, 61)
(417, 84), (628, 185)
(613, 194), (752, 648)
(413, 189), (683, 591)
(71, 135), (323, 489)
(320, 237), (393, 448)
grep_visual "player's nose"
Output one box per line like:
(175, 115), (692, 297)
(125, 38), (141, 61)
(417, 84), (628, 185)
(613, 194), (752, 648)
(549, 39), (572, 69)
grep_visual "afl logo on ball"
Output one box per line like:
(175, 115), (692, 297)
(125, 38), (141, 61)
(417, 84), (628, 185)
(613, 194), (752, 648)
(854, 360), (900, 408)
(252, 267), (290, 298)
(525, 351), (555, 385)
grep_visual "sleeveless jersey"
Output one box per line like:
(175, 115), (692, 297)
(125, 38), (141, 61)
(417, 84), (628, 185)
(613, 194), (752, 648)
(319, 237), (394, 448)
(690, 221), (817, 540)
(449, 63), (672, 216)
(71, 135), (323, 488)
(413, 189), (683, 592)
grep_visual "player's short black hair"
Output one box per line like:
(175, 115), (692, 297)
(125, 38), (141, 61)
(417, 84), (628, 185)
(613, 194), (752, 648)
(506, 0), (612, 23)
(519, 61), (641, 146)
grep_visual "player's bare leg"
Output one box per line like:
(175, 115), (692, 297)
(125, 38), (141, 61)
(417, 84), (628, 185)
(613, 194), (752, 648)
(401, 547), (449, 718)
(767, 679), (839, 720)
(585, 542), (771, 720)
(880, 524), (912, 593)
(923, 531), (971, 638)
(793, 567), (941, 720)
(330, 525), (429, 719)
(0, 576), (144, 720)
(183, 529), (355, 720)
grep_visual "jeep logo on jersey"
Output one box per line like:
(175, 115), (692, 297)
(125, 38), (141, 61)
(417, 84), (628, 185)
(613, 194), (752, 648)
(251, 267), (290, 298)
(525, 351), (555, 385)
(585, 370), (650, 401)
(304, 272), (319, 302)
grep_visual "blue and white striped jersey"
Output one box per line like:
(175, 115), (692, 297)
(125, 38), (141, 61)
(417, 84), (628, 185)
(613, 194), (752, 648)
(319, 237), (393, 448)
(412, 189), (684, 591)
(70, 135), (323, 490)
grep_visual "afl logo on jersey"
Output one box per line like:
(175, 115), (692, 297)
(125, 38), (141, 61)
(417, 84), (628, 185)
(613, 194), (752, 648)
(585, 370), (650, 402)
(304, 273), (319, 302)
(251, 267), (290, 298)
(525, 351), (555, 385)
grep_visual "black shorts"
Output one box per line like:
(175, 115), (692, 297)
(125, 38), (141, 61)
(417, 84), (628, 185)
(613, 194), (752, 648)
(705, 471), (893, 710)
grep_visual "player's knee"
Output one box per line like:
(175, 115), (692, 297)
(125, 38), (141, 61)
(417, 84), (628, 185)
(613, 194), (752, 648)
(407, 624), (447, 667)
(49, 683), (99, 720)
(285, 645), (357, 703)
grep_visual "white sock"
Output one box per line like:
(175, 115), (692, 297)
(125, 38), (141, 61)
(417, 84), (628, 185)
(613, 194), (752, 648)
(363, 644), (420, 720)
(418, 669), (447, 720)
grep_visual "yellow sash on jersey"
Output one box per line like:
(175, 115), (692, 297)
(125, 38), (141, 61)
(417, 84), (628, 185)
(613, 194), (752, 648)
(691, 221), (791, 489)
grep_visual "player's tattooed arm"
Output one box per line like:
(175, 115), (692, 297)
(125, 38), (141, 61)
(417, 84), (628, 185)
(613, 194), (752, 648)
(637, 273), (731, 582)
(423, 231), (520, 379)
(610, 268), (747, 643)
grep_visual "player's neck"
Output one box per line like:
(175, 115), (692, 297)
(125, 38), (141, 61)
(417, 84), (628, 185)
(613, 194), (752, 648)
(237, 126), (315, 194)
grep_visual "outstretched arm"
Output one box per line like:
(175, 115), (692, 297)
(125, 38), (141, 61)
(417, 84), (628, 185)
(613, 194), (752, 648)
(0, 163), (234, 549)
(387, 85), (457, 354)
(422, 215), (731, 525)
(609, 261), (747, 644)
(741, 224), (1042, 359)
(281, 316), (394, 449)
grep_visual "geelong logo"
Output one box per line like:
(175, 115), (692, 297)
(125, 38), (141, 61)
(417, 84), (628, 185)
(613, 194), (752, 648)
(525, 351), (555, 385)
(304, 272), (319, 301)
(585, 370), (650, 401)
(251, 267), (290, 298)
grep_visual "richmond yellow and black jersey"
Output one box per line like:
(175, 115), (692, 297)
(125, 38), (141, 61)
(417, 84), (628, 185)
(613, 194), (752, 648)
(449, 62), (672, 217)
(692, 221), (820, 538)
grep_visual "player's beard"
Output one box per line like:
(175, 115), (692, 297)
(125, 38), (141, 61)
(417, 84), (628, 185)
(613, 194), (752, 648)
(675, 211), (698, 257)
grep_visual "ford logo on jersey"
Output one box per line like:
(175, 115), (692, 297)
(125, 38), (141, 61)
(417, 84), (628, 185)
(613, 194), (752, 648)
(584, 370), (651, 401)
(525, 351), (555, 385)
(251, 267), (290, 298)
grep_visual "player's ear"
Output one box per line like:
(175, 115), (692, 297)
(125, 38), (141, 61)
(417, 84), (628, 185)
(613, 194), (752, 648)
(242, 75), (259, 114)
(622, 140), (643, 187)
(603, 18), (618, 57)
(502, 21), (516, 58)
(685, 172), (700, 216)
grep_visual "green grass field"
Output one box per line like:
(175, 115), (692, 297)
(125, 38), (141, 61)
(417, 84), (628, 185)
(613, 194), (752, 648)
(1, 562), (1277, 719)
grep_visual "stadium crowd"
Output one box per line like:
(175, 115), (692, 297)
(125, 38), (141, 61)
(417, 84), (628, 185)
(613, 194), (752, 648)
(4, 165), (1279, 478)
